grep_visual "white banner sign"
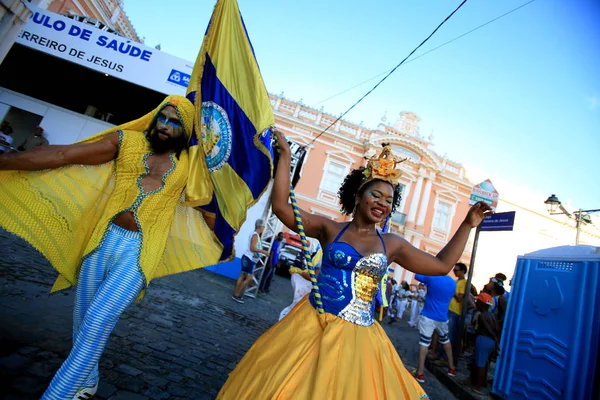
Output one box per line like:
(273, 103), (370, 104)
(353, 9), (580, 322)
(16, 6), (194, 96)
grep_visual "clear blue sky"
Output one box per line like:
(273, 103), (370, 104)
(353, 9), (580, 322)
(126, 0), (599, 210)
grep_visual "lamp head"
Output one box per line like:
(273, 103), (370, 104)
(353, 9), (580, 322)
(545, 194), (561, 214)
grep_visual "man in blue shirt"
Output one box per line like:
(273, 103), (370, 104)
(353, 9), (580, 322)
(259, 232), (284, 293)
(412, 274), (457, 383)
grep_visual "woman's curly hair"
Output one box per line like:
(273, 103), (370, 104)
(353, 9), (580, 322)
(337, 167), (402, 216)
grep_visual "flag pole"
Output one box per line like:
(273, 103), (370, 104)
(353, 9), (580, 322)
(458, 224), (481, 354)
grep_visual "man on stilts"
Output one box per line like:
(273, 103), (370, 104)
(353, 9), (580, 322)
(0, 96), (224, 398)
(1, 0), (275, 397)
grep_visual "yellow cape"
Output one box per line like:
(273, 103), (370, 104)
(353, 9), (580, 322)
(0, 95), (222, 294)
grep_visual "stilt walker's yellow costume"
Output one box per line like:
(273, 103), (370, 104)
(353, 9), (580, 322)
(0, 95), (222, 294)
(0, 95), (225, 400)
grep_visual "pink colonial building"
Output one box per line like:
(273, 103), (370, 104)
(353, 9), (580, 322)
(46, 0), (141, 42)
(271, 94), (474, 283)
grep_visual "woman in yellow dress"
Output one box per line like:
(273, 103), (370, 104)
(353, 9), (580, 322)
(217, 130), (492, 399)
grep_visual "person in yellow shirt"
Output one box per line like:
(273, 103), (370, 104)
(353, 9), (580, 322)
(448, 262), (468, 358)
(0, 95), (223, 400)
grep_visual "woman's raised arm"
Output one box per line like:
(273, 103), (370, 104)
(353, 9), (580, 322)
(388, 202), (492, 275)
(271, 129), (333, 242)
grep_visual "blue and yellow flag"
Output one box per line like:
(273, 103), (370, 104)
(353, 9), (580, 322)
(185, 0), (274, 261)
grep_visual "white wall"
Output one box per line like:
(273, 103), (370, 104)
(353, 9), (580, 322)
(234, 184), (273, 256)
(470, 199), (599, 292)
(0, 87), (114, 145)
(463, 167), (600, 293)
(0, 102), (9, 121)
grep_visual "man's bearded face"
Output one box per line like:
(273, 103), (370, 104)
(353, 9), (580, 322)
(148, 105), (187, 154)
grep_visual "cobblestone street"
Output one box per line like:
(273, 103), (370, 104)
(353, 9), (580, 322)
(0, 229), (454, 399)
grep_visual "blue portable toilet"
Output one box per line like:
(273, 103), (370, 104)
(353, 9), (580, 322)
(492, 245), (600, 400)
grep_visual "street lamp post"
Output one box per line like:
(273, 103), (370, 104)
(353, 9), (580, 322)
(544, 194), (600, 245)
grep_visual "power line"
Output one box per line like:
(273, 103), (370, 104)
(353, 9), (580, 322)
(313, 0), (537, 107)
(305, 0), (469, 148)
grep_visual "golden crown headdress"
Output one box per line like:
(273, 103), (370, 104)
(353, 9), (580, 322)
(361, 143), (407, 188)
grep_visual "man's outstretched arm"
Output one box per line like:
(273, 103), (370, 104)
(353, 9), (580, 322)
(0, 132), (120, 171)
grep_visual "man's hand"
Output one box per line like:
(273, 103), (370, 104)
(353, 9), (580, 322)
(464, 201), (493, 228)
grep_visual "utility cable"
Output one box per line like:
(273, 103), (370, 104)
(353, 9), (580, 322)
(304, 0), (469, 147)
(313, 0), (537, 107)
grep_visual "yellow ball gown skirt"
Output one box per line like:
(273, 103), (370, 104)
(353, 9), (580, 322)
(217, 296), (428, 399)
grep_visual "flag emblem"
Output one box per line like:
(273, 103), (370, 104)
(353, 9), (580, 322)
(201, 101), (232, 172)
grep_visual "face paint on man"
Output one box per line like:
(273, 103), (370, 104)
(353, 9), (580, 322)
(155, 106), (184, 140)
(148, 105), (188, 155)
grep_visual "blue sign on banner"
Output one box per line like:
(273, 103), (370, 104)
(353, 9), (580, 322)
(167, 69), (190, 87)
(481, 211), (516, 232)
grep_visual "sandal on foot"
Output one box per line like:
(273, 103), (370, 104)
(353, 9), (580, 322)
(72, 383), (98, 400)
(472, 387), (485, 395)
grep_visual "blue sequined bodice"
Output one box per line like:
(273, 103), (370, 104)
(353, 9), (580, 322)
(310, 225), (388, 326)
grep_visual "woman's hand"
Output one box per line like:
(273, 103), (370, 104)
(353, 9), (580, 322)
(272, 128), (290, 157)
(464, 201), (493, 228)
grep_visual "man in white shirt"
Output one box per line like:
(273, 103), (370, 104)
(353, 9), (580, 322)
(21, 126), (49, 151)
(232, 219), (269, 303)
(388, 281), (410, 323)
(0, 122), (14, 154)
(409, 283), (427, 327)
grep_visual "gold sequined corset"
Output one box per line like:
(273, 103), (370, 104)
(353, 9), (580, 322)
(311, 241), (388, 327)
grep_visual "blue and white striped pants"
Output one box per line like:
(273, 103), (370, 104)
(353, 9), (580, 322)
(42, 224), (145, 400)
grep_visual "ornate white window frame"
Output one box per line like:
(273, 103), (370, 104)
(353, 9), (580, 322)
(318, 151), (354, 194)
(431, 190), (460, 239)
